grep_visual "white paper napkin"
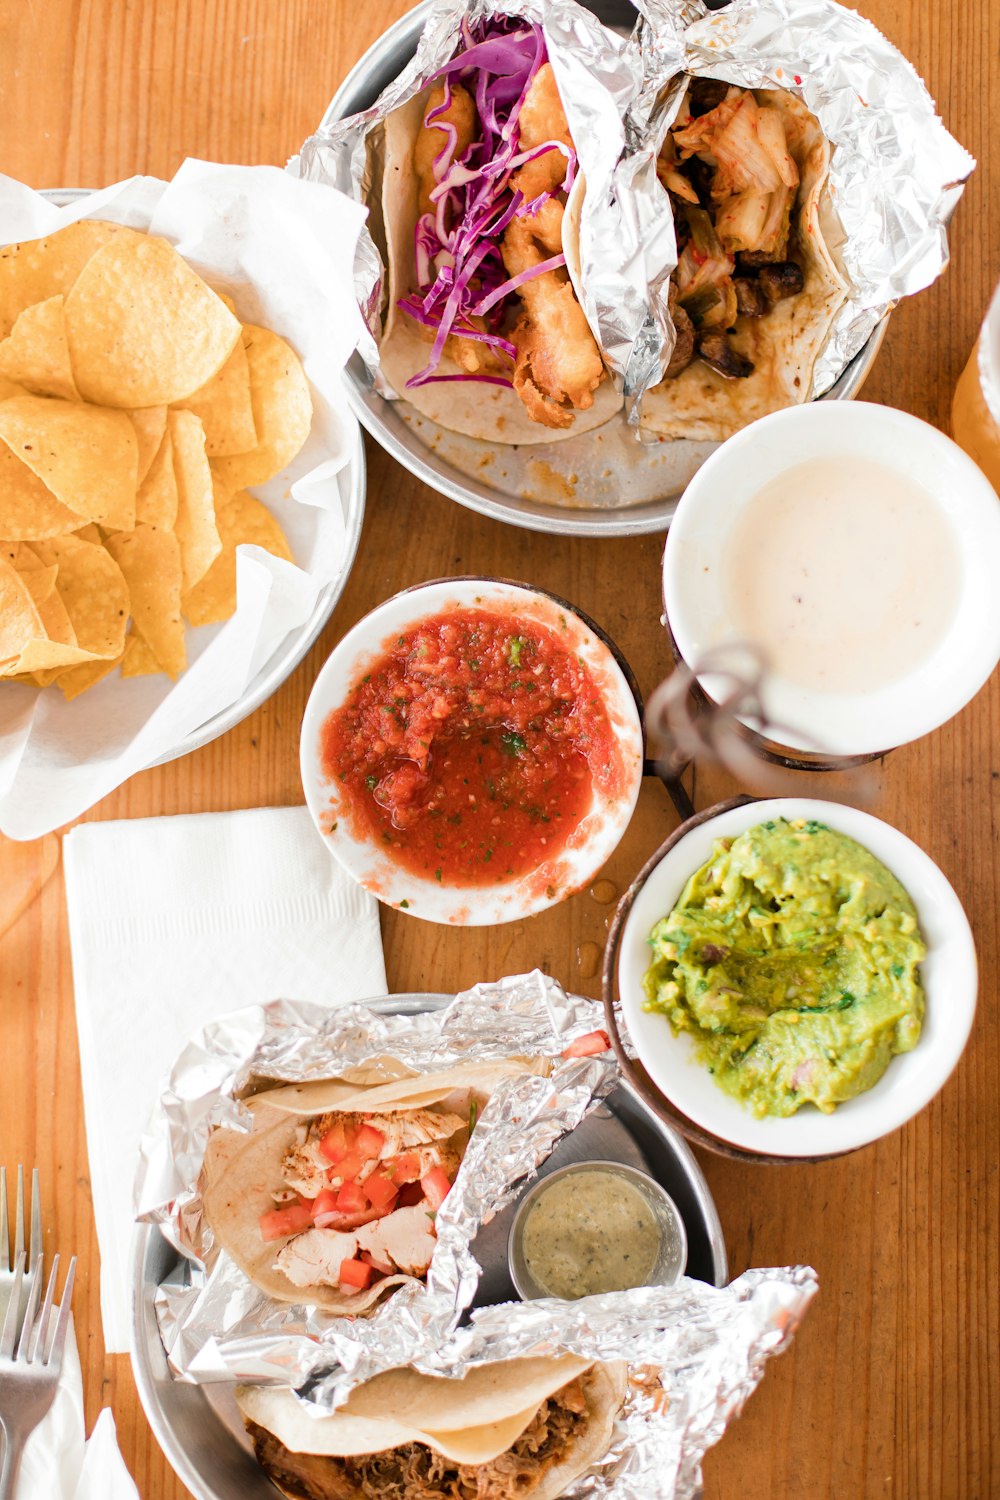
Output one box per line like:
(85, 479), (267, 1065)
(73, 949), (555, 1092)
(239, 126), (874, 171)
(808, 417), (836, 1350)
(64, 805), (386, 1352)
(0, 161), (368, 840)
(15, 1316), (139, 1500)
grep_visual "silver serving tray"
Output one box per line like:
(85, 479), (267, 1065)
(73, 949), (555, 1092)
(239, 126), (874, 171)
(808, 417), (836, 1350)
(318, 1), (889, 538)
(39, 190), (367, 767)
(130, 993), (727, 1500)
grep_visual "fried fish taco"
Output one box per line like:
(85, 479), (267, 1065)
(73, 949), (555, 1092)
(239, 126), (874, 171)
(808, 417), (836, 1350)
(202, 1056), (550, 1311)
(641, 79), (848, 441)
(378, 14), (623, 443)
(236, 1356), (627, 1500)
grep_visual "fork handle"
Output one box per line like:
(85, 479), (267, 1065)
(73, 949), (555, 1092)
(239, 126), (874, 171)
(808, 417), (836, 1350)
(0, 1424), (25, 1500)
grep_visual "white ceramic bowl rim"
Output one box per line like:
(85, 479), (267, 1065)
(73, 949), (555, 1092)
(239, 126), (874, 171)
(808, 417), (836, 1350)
(300, 578), (645, 926)
(662, 402), (1000, 757)
(615, 796), (977, 1158)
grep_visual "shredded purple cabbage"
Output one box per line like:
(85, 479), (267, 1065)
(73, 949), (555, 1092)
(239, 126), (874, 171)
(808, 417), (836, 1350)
(396, 16), (577, 391)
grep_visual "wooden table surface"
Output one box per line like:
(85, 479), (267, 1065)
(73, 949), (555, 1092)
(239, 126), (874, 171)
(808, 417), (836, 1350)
(1, 1), (997, 1496)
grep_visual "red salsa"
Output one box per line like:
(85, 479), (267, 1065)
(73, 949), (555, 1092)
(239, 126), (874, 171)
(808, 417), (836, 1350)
(321, 608), (620, 886)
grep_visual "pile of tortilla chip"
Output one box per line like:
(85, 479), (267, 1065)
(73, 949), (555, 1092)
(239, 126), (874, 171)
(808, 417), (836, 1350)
(0, 220), (311, 698)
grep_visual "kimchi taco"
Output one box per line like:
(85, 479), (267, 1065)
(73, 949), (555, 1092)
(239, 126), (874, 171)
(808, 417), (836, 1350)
(377, 14), (623, 444)
(202, 1056), (550, 1311)
(640, 79), (849, 441)
(236, 1356), (627, 1500)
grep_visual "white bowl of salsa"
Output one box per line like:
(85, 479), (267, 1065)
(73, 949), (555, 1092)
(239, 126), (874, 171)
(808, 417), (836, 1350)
(615, 797), (977, 1158)
(663, 401), (1000, 756)
(300, 579), (645, 924)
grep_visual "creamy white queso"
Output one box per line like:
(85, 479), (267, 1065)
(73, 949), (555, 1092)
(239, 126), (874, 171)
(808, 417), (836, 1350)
(721, 456), (961, 694)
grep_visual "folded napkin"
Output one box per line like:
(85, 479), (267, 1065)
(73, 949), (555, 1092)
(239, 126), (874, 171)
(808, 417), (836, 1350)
(16, 1316), (139, 1499)
(64, 805), (386, 1352)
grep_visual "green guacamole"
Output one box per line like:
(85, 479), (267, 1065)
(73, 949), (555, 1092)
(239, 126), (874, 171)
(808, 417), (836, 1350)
(642, 818), (926, 1118)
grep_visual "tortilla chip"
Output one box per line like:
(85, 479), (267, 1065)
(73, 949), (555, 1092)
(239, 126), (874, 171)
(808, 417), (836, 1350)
(127, 405), (167, 485)
(210, 325), (312, 490)
(0, 438), (81, 539)
(183, 486), (293, 626)
(64, 234), (241, 406)
(0, 393), (137, 530)
(0, 296), (80, 401)
(120, 631), (163, 678)
(169, 410), (221, 589)
(177, 334), (257, 457)
(135, 429), (178, 530)
(1, 541), (55, 594)
(0, 638), (109, 676)
(72, 522), (102, 544)
(0, 555), (45, 659)
(57, 651), (123, 699)
(31, 534), (130, 659)
(0, 220), (144, 340)
(104, 524), (185, 678)
(18, 560), (77, 647)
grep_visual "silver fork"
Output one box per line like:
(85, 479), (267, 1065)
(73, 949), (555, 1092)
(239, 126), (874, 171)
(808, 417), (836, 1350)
(0, 1170), (41, 1331)
(0, 1200), (76, 1500)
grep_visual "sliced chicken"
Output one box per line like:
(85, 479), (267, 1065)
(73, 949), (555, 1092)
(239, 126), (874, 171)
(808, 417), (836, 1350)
(356, 1203), (437, 1277)
(273, 1227), (358, 1288)
(314, 1108), (468, 1159)
(280, 1134), (333, 1199)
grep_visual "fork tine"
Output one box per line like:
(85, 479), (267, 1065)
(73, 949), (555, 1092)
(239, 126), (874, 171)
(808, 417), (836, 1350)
(0, 1166), (8, 1273)
(27, 1253), (58, 1365)
(14, 1255), (43, 1362)
(44, 1257), (75, 1367)
(13, 1165), (24, 1266)
(28, 1168), (41, 1268)
(0, 1252), (25, 1358)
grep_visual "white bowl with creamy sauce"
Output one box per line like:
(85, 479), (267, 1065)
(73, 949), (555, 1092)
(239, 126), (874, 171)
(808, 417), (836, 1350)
(616, 797), (977, 1159)
(662, 402), (1000, 755)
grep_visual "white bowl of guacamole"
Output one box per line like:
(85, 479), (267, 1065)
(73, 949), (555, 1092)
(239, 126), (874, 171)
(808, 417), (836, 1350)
(617, 798), (976, 1158)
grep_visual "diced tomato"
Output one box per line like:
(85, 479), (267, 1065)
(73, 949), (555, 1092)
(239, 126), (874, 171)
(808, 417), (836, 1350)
(336, 1180), (369, 1214)
(335, 1149), (367, 1183)
(258, 1203), (313, 1242)
(339, 1257), (375, 1291)
(421, 1167), (452, 1211)
(319, 1120), (356, 1164)
(363, 1170), (398, 1211)
(355, 1123), (386, 1159)
(389, 1152), (422, 1183)
(360, 1249), (393, 1276)
(560, 1029), (611, 1059)
(396, 1182), (425, 1209)
(311, 1188), (339, 1220)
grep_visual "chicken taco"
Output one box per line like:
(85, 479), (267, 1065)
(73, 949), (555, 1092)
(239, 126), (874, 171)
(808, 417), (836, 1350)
(640, 79), (849, 441)
(236, 1355), (627, 1500)
(202, 1056), (549, 1311)
(378, 14), (623, 443)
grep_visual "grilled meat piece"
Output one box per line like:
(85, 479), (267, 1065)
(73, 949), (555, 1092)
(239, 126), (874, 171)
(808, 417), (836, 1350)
(245, 1380), (589, 1500)
(688, 77), (732, 118)
(758, 260), (806, 304)
(733, 277), (768, 318)
(697, 331), (754, 379)
(665, 283), (696, 378)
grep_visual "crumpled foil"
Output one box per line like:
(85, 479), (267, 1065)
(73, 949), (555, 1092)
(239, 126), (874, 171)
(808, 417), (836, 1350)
(632, 0), (975, 397)
(135, 972), (620, 1387)
(290, 0), (663, 398)
(297, 1267), (818, 1500)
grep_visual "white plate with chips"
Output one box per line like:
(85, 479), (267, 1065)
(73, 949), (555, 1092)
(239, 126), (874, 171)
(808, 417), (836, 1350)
(0, 173), (368, 835)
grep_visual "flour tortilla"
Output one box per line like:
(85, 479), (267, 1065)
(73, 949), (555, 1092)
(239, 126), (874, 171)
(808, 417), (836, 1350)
(379, 88), (622, 444)
(202, 1056), (552, 1312)
(640, 89), (849, 442)
(236, 1359), (626, 1495)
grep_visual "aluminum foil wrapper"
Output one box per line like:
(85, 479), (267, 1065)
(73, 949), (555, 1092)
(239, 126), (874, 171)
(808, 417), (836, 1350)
(633, 0), (975, 396)
(290, 0), (662, 396)
(294, 1267), (818, 1500)
(135, 972), (618, 1387)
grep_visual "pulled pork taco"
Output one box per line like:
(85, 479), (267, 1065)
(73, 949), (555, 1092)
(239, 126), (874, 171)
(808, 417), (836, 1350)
(641, 79), (849, 441)
(236, 1355), (626, 1500)
(378, 14), (622, 443)
(202, 1056), (549, 1311)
